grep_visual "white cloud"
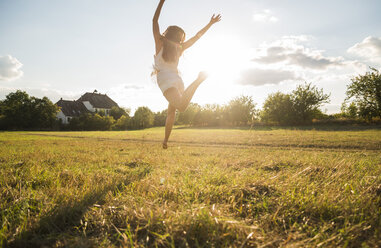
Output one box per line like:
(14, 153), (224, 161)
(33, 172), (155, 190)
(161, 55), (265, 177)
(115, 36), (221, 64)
(253, 36), (344, 70)
(239, 68), (298, 86)
(237, 35), (369, 88)
(104, 83), (161, 110)
(0, 55), (24, 81)
(347, 36), (381, 63)
(253, 9), (278, 23)
(123, 84), (145, 90)
(107, 83), (149, 97)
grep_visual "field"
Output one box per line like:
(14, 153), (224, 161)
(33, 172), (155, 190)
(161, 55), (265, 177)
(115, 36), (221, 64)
(1, 127), (380, 247)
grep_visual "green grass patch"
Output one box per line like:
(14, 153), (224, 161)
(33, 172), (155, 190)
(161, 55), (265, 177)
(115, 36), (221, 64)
(0, 128), (380, 247)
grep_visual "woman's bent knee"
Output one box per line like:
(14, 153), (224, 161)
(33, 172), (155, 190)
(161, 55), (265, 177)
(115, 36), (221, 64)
(178, 105), (187, 113)
(168, 103), (184, 112)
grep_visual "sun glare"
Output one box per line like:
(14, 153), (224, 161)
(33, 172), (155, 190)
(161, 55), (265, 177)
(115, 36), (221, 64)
(179, 35), (251, 104)
(181, 35), (249, 82)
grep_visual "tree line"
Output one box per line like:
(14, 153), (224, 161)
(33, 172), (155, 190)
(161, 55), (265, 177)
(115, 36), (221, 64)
(0, 68), (380, 131)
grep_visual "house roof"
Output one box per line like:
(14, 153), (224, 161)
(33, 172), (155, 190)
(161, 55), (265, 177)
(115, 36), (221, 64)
(56, 100), (90, 117)
(78, 92), (118, 109)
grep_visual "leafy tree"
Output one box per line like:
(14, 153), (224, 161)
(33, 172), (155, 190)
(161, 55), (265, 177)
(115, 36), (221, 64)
(226, 96), (257, 126)
(0, 90), (58, 130)
(0, 100), (5, 129)
(261, 92), (295, 125)
(1, 90), (32, 129)
(154, 110), (167, 127)
(110, 106), (129, 120)
(31, 96), (60, 128)
(340, 102), (358, 119)
(291, 83), (330, 124)
(0, 100), (3, 115)
(346, 68), (381, 120)
(132, 107), (154, 129)
(177, 103), (201, 125)
(193, 105), (216, 126)
(209, 104), (226, 126)
(261, 83), (330, 125)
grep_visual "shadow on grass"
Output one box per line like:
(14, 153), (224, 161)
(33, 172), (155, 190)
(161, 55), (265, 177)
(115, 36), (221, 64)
(7, 165), (152, 248)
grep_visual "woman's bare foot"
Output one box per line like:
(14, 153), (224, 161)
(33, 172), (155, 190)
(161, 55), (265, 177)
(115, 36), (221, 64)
(197, 71), (208, 83)
(162, 142), (168, 149)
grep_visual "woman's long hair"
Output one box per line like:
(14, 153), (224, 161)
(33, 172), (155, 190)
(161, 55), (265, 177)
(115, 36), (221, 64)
(161, 26), (185, 63)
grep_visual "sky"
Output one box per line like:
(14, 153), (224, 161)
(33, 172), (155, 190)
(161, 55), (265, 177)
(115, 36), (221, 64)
(1, 0), (381, 114)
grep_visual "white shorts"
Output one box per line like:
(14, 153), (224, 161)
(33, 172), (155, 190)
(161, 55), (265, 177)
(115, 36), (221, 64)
(157, 71), (184, 95)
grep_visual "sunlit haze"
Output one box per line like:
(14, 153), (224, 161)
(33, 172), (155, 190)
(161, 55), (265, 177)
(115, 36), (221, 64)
(1, 0), (381, 113)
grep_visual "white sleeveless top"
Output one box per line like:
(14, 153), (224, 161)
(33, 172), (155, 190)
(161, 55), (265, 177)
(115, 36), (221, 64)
(154, 49), (184, 94)
(154, 49), (179, 73)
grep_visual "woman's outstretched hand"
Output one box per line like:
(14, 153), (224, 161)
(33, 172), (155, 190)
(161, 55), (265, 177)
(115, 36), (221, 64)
(209, 14), (222, 25)
(181, 13), (221, 51)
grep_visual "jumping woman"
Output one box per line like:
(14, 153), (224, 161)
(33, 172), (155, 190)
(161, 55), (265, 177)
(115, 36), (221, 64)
(153, 0), (221, 149)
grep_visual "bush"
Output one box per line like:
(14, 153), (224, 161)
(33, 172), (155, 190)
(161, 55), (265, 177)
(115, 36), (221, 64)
(66, 114), (115, 131)
(113, 115), (131, 130)
(110, 106), (130, 121)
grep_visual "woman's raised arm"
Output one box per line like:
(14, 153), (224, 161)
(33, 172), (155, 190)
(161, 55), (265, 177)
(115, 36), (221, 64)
(153, 0), (165, 53)
(182, 14), (221, 51)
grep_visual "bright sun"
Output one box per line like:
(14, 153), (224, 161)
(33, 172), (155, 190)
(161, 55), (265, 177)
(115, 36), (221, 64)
(181, 35), (249, 82)
(179, 34), (251, 104)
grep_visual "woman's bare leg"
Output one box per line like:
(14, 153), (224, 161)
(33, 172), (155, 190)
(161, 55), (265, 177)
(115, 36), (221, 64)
(178, 72), (207, 111)
(163, 104), (176, 149)
(164, 72), (208, 112)
(162, 72), (207, 148)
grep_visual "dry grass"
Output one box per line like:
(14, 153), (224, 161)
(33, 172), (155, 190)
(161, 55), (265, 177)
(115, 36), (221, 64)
(0, 128), (380, 247)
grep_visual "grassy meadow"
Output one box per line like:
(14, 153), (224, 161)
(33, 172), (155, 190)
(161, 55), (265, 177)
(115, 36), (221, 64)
(1, 127), (380, 247)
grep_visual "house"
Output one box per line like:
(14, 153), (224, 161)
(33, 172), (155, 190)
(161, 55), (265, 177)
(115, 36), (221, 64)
(56, 99), (90, 124)
(77, 92), (118, 116)
(56, 91), (119, 124)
